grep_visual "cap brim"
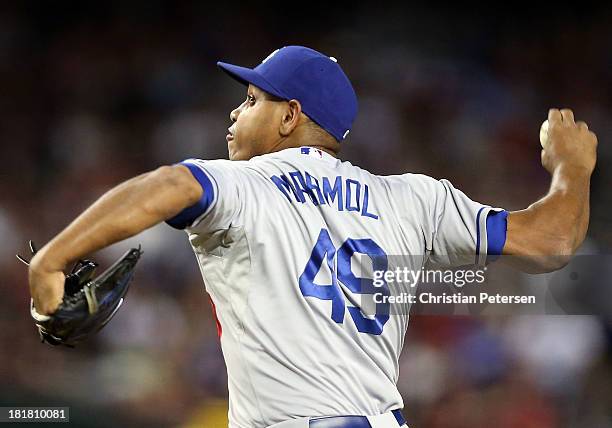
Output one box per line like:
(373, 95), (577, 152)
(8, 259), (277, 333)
(216, 62), (287, 100)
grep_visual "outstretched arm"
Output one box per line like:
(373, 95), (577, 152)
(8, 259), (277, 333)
(28, 165), (202, 315)
(503, 108), (598, 273)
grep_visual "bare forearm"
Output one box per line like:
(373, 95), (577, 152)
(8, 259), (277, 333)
(33, 165), (201, 272)
(541, 166), (590, 252)
(27, 164), (201, 315)
(502, 108), (597, 273)
(506, 165), (590, 259)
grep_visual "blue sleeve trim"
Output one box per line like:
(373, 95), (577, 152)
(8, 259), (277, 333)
(165, 161), (215, 230)
(486, 210), (508, 261)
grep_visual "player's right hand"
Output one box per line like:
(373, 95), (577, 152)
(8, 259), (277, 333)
(540, 108), (598, 176)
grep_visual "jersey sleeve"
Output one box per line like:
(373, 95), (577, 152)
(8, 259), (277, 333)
(404, 174), (508, 267)
(165, 158), (244, 234)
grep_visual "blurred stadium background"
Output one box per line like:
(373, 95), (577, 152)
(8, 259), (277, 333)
(0, 2), (611, 427)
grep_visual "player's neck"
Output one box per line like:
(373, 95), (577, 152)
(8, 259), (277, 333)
(267, 137), (339, 158)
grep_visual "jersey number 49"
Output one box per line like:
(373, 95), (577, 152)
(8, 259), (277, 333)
(299, 228), (390, 335)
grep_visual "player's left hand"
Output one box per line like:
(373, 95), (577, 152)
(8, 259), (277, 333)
(27, 248), (66, 316)
(19, 241), (142, 347)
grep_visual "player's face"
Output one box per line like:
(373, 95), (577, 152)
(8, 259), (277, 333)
(227, 85), (287, 160)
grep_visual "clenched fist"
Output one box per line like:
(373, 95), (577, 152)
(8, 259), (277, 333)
(539, 108), (598, 176)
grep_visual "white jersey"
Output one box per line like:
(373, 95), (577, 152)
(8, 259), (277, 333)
(168, 147), (504, 428)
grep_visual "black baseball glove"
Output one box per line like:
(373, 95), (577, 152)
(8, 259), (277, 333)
(18, 241), (142, 347)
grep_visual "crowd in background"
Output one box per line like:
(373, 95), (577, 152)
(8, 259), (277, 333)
(1, 2), (611, 427)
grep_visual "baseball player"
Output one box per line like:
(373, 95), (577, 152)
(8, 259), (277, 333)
(27, 46), (597, 427)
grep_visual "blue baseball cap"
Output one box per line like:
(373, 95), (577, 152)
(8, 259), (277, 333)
(217, 46), (358, 142)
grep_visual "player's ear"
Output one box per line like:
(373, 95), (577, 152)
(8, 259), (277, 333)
(279, 99), (302, 137)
